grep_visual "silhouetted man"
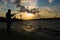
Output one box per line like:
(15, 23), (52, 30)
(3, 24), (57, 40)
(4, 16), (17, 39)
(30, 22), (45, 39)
(6, 9), (15, 33)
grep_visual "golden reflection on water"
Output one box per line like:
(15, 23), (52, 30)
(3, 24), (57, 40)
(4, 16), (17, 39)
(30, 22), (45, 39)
(21, 24), (36, 32)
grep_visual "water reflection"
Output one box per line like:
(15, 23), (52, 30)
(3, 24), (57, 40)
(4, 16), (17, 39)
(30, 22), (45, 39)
(12, 21), (38, 32)
(0, 20), (60, 32)
(10, 20), (60, 32)
(21, 24), (36, 32)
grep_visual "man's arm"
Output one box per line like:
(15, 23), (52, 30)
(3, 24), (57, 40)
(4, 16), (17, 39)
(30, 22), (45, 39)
(11, 13), (16, 17)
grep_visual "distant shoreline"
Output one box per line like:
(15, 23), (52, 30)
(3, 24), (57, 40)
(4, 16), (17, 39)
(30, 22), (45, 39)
(0, 17), (60, 22)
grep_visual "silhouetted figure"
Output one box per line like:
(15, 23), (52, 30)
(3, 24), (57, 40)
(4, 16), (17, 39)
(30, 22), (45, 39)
(6, 9), (15, 33)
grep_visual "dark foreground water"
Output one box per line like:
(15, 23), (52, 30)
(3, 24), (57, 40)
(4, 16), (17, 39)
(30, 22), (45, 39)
(0, 19), (60, 40)
(0, 19), (60, 30)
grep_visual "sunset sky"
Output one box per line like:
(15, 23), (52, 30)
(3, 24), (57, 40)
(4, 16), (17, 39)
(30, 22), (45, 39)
(0, 0), (60, 19)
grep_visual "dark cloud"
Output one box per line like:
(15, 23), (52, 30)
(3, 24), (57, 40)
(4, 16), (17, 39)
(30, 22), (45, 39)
(14, 0), (22, 8)
(2, 0), (21, 7)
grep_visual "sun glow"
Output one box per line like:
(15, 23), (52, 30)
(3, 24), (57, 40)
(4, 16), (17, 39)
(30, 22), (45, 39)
(27, 13), (34, 16)
(23, 13), (35, 20)
(15, 12), (35, 20)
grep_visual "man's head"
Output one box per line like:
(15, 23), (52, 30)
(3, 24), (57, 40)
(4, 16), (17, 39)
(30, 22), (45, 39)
(8, 9), (11, 13)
